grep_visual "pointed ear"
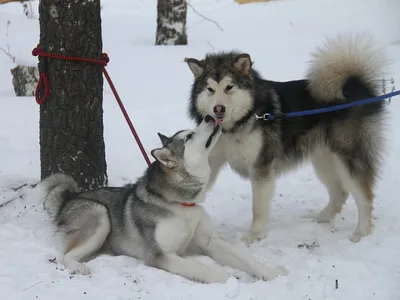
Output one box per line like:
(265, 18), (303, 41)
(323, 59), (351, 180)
(157, 132), (170, 146)
(233, 53), (252, 74)
(151, 148), (177, 168)
(184, 57), (204, 78)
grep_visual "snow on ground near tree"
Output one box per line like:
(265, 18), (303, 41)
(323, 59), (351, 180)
(1, 0), (400, 299)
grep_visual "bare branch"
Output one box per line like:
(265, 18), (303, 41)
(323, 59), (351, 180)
(0, 47), (16, 63)
(207, 41), (215, 50)
(22, 281), (43, 291)
(0, 20), (15, 63)
(187, 1), (224, 32)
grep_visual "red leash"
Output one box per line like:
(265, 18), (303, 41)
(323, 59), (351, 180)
(32, 45), (152, 167)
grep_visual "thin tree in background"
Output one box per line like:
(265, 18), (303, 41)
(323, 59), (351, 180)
(38, 0), (107, 190)
(155, 0), (187, 45)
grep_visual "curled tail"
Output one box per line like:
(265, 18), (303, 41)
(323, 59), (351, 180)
(305, 33), (390, 102)
(36, 173), (79, 221)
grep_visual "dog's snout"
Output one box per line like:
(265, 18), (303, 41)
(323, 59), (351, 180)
(213, 105), (226, 114)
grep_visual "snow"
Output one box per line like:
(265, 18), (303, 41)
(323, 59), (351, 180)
(0, 0), (400, 299)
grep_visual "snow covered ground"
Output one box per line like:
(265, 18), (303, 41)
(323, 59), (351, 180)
(1, 0), (400, 299)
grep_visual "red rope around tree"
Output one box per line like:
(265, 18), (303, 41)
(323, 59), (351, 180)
(32, 44), (152, 167)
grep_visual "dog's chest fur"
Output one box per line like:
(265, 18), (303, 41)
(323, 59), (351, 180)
(155, 205), (206, 255)
(213, 128), (263, 178)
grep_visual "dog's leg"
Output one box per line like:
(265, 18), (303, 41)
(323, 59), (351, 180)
(192, 213), (287, 281)
(206, 237), (288, 281)
(62, 206), (111, 275)
(151, 253), (230, 284)
(206, 147), (226, 191)
(153, 217), (230, 283)
(305, 150), (349, 222)
(347, 178), (374, 242)
(330, 155), (376, 242)
(242, 176), (276, 245)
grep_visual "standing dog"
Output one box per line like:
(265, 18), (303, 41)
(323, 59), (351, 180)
(36, 115), (287, 283)
(184, 34), (389, 244)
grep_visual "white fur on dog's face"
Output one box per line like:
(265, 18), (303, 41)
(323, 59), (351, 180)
(151, 118), (221, 178)
(195, 76), (253, 130)
(182, 118), (221, 177)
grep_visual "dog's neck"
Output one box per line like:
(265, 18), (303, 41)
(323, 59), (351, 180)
(138, 161), (207, 207)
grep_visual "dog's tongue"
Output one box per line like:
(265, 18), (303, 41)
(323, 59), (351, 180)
(215, 118), (224, 127)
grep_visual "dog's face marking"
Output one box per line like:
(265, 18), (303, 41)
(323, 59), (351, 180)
(186, 52), (255, 131)
(151, 116), (222, 177)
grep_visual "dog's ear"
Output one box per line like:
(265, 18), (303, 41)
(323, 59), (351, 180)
(233, 53), (252, 75)
(151, 148), (177, 169)
(184, 57), (204, 78)
(157, 132), (170, 146)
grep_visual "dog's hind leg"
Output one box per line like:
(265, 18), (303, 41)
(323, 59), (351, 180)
(330, 153), (376, 242)
(305, 150), (349, 223)
(61, 204), (111, 275)
(338, 162), (376, 242)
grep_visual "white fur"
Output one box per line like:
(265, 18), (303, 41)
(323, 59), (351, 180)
(195, 77), (253, 131)
(152, 121), (287, 283)
(35, 173), (79, 220)
(206, 124), (279, 244)
(41, 118), (288, 283)
(307, 149), (348, 223)
(195, 34), (389, 245)
(62, 205), (111, 275)
(154, 205), (287, 283)
(302, 149), (375, 242)
(306, 33), (389, 102)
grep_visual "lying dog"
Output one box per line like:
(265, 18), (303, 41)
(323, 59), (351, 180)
(36, 115), (287, 283)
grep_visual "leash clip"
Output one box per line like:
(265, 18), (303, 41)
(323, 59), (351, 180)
(254, 113), (273, 121)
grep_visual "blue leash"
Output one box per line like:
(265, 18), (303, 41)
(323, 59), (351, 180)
(257, 89), (400, 121)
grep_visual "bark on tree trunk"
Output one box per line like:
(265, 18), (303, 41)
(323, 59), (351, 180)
(155, 0), (187, 45)
(10, 65), (39, 96)
(38, 0), (107, 190)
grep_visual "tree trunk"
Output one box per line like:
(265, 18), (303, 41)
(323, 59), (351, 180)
(38, 0), (107, 190)
(10, 65), (39, 96)
(155, 0), (187, 45)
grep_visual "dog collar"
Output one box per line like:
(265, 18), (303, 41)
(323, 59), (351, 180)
(181, 202), (196, 207)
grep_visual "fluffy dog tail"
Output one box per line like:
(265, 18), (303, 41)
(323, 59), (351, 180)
(36, 173), (80, 221)
(305, 33), (389, 102)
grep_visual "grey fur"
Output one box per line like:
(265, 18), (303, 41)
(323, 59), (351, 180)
(36, 116), (288, 283)
(185, 33), (389, 244)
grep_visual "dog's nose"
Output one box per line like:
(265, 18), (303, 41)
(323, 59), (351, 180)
(213, 105), (226, 114)
(204, 115), (213, 123)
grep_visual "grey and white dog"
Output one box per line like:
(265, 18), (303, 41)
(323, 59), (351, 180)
(185, 34), (389, 244)
(36, 115), (287, 283)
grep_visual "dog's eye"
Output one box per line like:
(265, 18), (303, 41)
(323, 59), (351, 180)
(207, 87), (215, 93)
(186, 133), (193, 141)
(225, 85), (233, 92)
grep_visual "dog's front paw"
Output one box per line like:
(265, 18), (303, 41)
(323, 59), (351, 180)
(349, 226), (371, 243)
(301, 211), (333, 223)
(63, 259), (91, 275)
(241, 230), (267, 245)
(205, 267), (230, 284)
(257, 265), (288, 281)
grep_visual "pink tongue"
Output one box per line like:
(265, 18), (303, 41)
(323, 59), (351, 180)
(215, 118), (223, 127)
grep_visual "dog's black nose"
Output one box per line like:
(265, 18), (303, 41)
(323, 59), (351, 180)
(204, 115), (215, 123)
(213, 105), (226, 115)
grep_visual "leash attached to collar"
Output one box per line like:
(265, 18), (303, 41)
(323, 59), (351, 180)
(254, 89), (400, 121)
